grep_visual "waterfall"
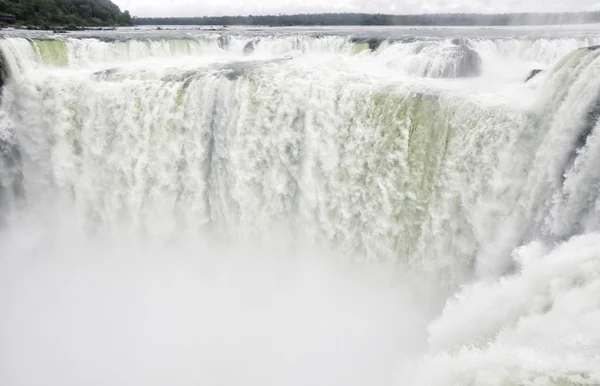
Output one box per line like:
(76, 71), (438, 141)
(1, 30), (599, 386)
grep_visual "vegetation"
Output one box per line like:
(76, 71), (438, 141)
(0, 0), (132, 28)
(134, 11), (600, 27)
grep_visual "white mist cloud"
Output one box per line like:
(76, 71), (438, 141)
(0, 215), (444, 386)
(113, 0), (600, 18)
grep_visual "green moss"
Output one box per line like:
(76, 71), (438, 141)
(30, 39), (68, 66)
(352, 43), (370, 55)
(363, 90), (453, 256)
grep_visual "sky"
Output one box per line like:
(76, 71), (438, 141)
(114, 0), (600, 17)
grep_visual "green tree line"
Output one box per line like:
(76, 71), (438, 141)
(133, 11), (600, 26)
(0, 0), (132, 28)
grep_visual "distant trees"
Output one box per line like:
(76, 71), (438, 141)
(133, 11), (600, 27)
(0, 0), (133, 27)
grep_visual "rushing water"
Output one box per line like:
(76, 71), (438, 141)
(1, 25), (600, 386)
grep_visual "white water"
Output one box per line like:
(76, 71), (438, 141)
(1, 27), (600, 386)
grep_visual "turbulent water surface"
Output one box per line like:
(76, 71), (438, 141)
(1, 25), (600, 386)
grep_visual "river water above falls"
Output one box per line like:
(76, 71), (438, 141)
(1, 25), (600, 386)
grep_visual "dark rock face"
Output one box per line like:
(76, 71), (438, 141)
(562, 92), (600, 183)
(217, 35), (230, 49)
(552, 91), (600, 240)
(525, 69), (543, 82)
(447, 46), (481, 78)
(350, 37), (385, 51)
(0, 51), (7, 90)
(243, 40), (256, 55)
(423, 45), (482, 78)
(450, 38), (468, 46)
(93, 67), (119, 78)
(366, 38), (384, 51)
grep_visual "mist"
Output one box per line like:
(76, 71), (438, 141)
(0, 213), (444, 386)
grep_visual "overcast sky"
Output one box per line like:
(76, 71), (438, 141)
(114, 0), (600, 18)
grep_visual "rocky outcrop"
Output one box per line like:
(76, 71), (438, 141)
(525, 69), (543, 82)
(350, 37), (385, 51)
(243, 40), (256, 55)
(217, 35), (230, 49)
(0, 51), (7, 91)
(450, 38), (468, 46)
(562, 91), (600, 184)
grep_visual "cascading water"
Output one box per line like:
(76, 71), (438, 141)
(1, 26), (600, 386)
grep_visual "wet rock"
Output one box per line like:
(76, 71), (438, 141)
(350, 37), (385, 51)
(217, 35), (230, 49)
(413, 42), (428, 54)
(525, 69), (543, 83)
(368, 38), (385, 51)
(400, 37), (417, 44)
(0, 51), (6, 90)
(223, 62), (253, 80)
(93, 67), (120, 78)
(563, 92), (600, 178)
(450, 38), (468, 46)
(243, 40), (256, 55)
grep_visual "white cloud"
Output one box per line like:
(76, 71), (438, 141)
(112, 0), (600, 18)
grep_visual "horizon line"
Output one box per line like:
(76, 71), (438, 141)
(131, 10), (600, 18)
